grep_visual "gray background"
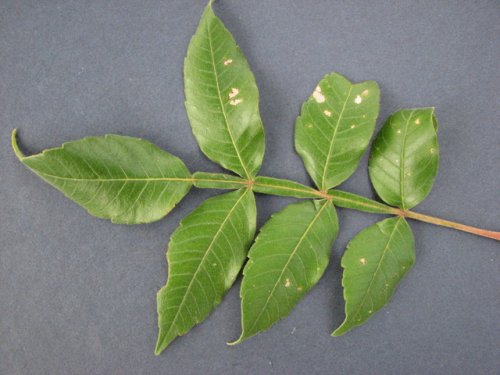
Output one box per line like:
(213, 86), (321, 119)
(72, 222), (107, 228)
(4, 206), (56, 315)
(1, 0), (499, 374)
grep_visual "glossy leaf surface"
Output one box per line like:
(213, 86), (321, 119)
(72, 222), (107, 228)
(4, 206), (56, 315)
(233, 200), (338, 344)
(156, 188), (256, 354)
(184, 4), (265, 178)
(369, 108), (439, 209)
(333, 217), (415, 336)
(12, 131), (191, 224)
(295, 73), (380, 190)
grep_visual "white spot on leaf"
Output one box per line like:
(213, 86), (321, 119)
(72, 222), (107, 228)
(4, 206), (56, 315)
(350, 124), (356, 129)
(430, 148), (435, 154)
(284, 278), (291, 287)
(223, 59), (233, 66)
(360, 257), (367, 265)
(361, 89), (369, 96)
(306, 123), (313, 128)
(415, 118), (421, 125)
(312, 85), (325, 103)
(228, 88), (239, 99)
(354, 95), (362, 104)
(229, 99), (243, 106)
(228, 87), (242, 105)
(323, 109), (332, 117)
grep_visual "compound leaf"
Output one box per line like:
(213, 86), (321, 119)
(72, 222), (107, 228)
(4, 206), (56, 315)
(232, 199), (338, 344)
(156, 188), (256, 354)
(295, 72), (380, 190)
(369, 108), (439, 209)
(333, 217), (415, 336)
(184, 3), (265, 179)
(12, 130), (191, 224)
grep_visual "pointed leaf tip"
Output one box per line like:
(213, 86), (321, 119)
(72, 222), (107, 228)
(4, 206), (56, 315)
(11, 128), (25, 160)
(184, 0), (265, 178)
(226, 337), (242, 346)
(14, 134), (192, 224)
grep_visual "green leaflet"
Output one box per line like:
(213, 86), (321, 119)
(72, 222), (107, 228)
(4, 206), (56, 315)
(253, 176), (320, 199)
(184, 3), (265, 179)
(12, 130), (192, 224)
(295, 73), (380, 190)
(369, 108), (439, 209)
(333, 217), (415, 336)
(192, 171), (248, 189)
(232, 200), (338, 344)
(156, 188), (256, 354)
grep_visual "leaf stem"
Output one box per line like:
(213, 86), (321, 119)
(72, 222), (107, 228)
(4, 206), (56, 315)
(192, 172), (500, 241)
(395, 209), (500, 241)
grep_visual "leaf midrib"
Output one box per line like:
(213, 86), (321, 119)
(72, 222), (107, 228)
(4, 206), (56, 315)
(206, 19), (251, 179)
(399, 110), (415, 210)
(349, 217), (403, 322)
(320, 85), (353, 190)
(32, 170), (193, 182)
(244, 200), (330, 336)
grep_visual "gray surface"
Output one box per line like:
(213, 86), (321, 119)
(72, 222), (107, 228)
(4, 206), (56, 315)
(1, 0), (499, 374)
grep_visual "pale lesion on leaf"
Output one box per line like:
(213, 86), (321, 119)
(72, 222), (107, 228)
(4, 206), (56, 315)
(228, 87), (243, 106)
(312, 85), (326, 103)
